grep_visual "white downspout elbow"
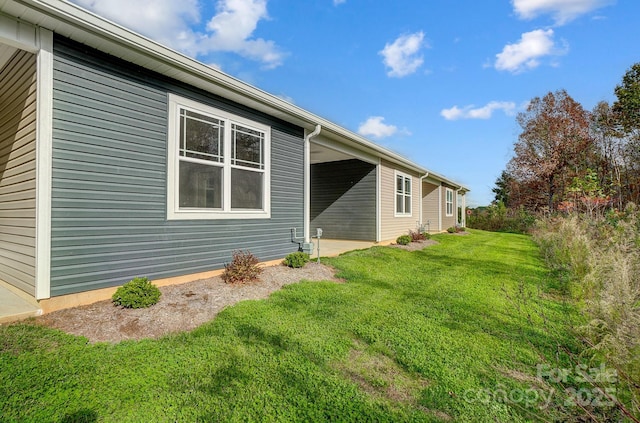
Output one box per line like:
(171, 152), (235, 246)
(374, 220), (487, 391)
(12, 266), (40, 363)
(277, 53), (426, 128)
(304, 124), (321, 244)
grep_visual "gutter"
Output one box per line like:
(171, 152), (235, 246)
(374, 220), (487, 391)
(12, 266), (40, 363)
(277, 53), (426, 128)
(304, 125), (321, 245)
(8, 1), (439, 177)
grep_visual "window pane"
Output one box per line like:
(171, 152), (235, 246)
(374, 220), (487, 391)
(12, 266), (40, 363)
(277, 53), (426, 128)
(404, 178), (411, 194)
(232, 124), (263, 169)
(396, 194), (403, 213)
(180, 109), (224, 162)
(231, 168), (263, 210)
(405, 196), (411, 214)
(179, 160), (222, 209)
(396, 176), (403, 193)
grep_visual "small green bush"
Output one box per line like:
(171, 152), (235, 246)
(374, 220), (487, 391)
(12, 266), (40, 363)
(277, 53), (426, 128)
(283, 252), (310, 268)
(446, 227), (456, 233)
(396, 234), (411, 245)
(112, 277), (161, 309)
(222, 250), (262, 284)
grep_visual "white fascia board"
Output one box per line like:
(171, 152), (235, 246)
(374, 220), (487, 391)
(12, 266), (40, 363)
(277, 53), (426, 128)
(312, 134), (379, 165)
(423, 176), (441, 186)
(422, 169), (470, 192)
(0, 10), (39, 51)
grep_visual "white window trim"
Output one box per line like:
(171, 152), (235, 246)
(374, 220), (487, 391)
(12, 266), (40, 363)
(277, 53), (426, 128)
(445, 188), (454, 217)
(394, 171), (412, 217)
(167, 94), (271, 220)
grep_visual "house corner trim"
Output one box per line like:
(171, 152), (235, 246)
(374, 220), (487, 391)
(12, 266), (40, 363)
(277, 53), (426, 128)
(35, 27), (53, 300)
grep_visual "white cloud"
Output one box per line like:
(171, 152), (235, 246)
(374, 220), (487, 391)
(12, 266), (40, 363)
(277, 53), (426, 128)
(512, 0), (614, 25)
(440, 101), (517, 120)
(70, 0), (285, 68)
(495, 29), (565, 73)
(379, 32), (427, 78)
(72, 0), (201, 53)
(333, 0), (346, 5)
(202, 0), (285, 68)
(358, 116), (398, 139)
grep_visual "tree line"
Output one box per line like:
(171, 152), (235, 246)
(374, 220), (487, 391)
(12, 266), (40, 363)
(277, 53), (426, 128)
(494, 63), (640, 214)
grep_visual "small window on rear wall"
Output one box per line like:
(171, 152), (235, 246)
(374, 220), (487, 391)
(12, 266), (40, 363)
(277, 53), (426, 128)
(395, 172), (412, 216)
(167, 94), (271, 220)
(446, 188), (454, 216)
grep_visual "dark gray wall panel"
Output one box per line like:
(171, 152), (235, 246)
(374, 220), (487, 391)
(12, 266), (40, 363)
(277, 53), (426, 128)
(310, 159), (376, 241)
(50, 36), (304, 296)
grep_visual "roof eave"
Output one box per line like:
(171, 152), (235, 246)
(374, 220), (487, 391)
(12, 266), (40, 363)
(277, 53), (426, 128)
(5, 0), (466, 188)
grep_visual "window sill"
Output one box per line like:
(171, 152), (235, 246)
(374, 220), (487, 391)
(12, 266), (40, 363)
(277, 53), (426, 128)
(167, 209), (271, 220)
(394, 213), (413, 218)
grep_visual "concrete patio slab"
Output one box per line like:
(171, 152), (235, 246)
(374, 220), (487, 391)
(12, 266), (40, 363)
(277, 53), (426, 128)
(310, 239), (379, 259)
(0, 284), (41, 324)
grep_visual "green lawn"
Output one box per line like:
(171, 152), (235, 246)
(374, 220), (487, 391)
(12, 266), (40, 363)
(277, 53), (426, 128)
(0, 230), (579, 422)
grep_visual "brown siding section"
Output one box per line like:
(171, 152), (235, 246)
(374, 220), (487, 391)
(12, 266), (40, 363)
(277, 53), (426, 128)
(422, 181), (440, 233)
(380, 159), (421, 241)
(0, 50), (37, 294)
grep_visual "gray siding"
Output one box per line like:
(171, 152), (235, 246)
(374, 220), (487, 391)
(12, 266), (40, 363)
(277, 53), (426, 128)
(0, 50), (37, 295)
(50, 37), (304, 296)
(310, 159), (376, 241)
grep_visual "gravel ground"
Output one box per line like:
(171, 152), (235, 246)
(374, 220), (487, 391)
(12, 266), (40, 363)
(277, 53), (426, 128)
(35, 241), (439, 344)
(36, 263), (341, 344)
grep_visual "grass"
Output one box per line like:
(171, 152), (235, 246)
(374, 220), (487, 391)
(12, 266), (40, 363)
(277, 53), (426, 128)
(0, 230), (581, 422)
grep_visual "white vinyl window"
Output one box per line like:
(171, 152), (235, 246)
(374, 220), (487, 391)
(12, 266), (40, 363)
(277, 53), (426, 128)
(167, 94), (270, 220)
(446, 188), (454, 216)
(395, 172), (412, 216)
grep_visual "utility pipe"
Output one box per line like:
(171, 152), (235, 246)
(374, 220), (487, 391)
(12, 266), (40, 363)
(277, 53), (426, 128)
(304, 124), (322, 244)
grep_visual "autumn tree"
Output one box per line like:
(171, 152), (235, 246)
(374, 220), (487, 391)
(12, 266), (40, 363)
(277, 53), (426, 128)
(507, 90), (594, 211)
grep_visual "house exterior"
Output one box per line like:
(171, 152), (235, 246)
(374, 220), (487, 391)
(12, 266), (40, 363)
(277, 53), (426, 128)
(0, 0), (468, 311)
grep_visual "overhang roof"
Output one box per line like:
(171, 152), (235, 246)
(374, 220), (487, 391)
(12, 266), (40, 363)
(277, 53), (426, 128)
(1, 0), (469, 191)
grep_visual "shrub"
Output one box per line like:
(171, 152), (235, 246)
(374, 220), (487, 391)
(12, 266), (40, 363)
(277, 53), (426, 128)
(533, 209), (640, 418)
(466, 203), (536, 234)
(532, 216), (591, 292)
(396, 234), (411, 245)
(446, 227), (456, 233)
(283, 252), (310, 268)
(222, 250), (262, 284)
(409, 229), (428, 242)
(112, 277), (161, 309)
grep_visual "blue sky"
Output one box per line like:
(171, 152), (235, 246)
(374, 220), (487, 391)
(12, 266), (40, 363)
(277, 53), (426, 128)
(70, 0), (639, 206)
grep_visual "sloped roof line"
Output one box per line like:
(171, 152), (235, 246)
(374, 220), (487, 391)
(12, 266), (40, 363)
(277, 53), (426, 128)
(5, 0), (469, 191)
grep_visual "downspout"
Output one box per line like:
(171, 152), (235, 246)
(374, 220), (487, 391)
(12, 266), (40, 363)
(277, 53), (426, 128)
(438, 185), (442, 232)
(304, 125), (321, 246)
(461, 190), (467, 227)
(419, 173), (429, 230)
